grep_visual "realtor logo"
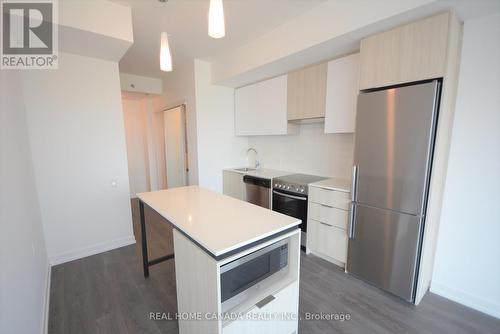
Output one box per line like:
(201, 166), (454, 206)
(1, 0), (58, 69)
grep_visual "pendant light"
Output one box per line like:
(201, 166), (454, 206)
(208, 0), (225, 39)
(160, 32), (172, 72)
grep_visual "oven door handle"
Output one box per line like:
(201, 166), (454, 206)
(272, 190), (307, 201)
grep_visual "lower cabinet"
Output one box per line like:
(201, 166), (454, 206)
(308, 220), (347, 264)
(223, 170), (245, 200)
(309, 202), (348, 230)
(307, 185), (350, 267)
(223, 281), (299, 334)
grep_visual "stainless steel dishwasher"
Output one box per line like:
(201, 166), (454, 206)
(243, 175), (271, 209)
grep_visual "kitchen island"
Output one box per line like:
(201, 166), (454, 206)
(137, 186), (301, 334)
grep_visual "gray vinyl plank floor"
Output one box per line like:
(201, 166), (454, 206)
(48, 199), (500, 333)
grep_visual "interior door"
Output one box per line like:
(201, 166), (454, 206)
(353, 81), (439, 215)
(164, 105), (188, 188)
(347, 203), (422, 301)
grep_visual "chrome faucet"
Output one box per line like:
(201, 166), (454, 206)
(246, 148), (260, 169)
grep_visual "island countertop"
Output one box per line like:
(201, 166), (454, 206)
(137, 186), (301, 259)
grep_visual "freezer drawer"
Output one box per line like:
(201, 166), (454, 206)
(346, 204), (422, 301)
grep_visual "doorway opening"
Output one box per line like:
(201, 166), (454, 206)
(163, 104), (189, 188)
(121, 92), (189, 197)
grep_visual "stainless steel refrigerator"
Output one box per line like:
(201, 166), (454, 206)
(347, 80), (441, 302)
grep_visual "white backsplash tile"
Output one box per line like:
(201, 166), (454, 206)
(248, 122), (354, 179)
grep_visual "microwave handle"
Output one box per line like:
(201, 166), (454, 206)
(255, 294), (276, 309)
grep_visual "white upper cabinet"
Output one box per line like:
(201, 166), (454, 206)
(235, 75), (297, 136)
(324, 53), (360, 134)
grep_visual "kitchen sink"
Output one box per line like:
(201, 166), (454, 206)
(233, 167), (256, 172)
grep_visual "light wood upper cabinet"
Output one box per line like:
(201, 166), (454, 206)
(235, 75), (297, 136)
(287, 62), (327, 121)
(359, 12), (451, 90)
(325, 53), (360, 133)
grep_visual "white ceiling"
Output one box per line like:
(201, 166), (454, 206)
(117, 0), (326, 78)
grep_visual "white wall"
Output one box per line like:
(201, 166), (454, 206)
(58, 0), (133, 62)
(194, 60), (249, 192)
(0, 72), (49, 334)
(60, 0), (133, 43)
(211, 0), (437, 86)
(431, 13), (500, 318)
(145, 98), (167, 191)
(248, 123), (354, 179)
(122, 94), (168, 195)
(120, 73), (163, 95)
(123, 98), (151, 196)
(155, 61), (199, 185)
(22, 52), (135, 265)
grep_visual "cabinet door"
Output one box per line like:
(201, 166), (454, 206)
(359, 12), (449, 89)
(223, 171), (244, 200)
(235, 75), (296, 136)
(287, 62), (327, 121)
(308, 219), (347, 264)
(325, 53), (360, 133)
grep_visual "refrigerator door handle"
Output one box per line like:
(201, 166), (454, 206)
(351, 165), (358, 202)
(349, 202), (356, 239)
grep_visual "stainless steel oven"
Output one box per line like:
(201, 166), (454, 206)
(272, 190), (308, 245)
(220, 239), (289, 312)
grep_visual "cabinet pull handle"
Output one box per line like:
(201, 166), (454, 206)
(320, 203), (332, 208)
(320, 222), (332, 227)
(351, 165), (358, 202)
(349, 202), (356, 239)
(256, 295), (275, 309)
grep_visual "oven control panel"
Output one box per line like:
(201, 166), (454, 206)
(273, 182), (307, 195)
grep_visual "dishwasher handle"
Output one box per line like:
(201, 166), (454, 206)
(243, 175), (271, 188)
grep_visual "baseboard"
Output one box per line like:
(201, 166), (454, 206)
(308, 250), (345, 270)
(42, 261), (51, 334)
(430, 281), (500, 319)
(49, 235), (136, 266)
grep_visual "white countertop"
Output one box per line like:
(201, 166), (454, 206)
(309, 177), (351, 193)
(224, 167), (291, 180)
(137, 186), (301, 257)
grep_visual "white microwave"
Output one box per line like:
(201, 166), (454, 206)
(220, 238), (289, 313)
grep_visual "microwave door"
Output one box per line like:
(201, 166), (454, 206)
(220, 239), (288, 312)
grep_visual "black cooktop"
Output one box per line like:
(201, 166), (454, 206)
(273, 173), (328, 186)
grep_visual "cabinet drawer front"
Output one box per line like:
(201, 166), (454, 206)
(309, 186), (350, 210)
(223, 281), (299, 334)
(309, 202), (348, 230)
(308, 219), (347, 263)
